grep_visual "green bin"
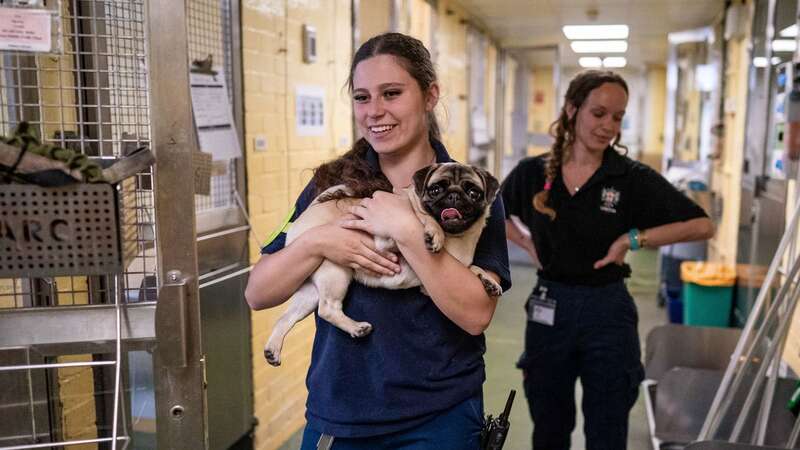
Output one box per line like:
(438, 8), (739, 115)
(680, 262), (736, 327)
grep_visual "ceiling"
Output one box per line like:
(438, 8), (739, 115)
(457, 0), (727, 69)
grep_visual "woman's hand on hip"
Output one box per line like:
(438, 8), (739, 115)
(341, 190), (419, 243)
(311, 220), (401, 277)
(593, 232), (631, 269)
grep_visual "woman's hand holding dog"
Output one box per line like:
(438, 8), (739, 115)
(341, 191), (420, 245)
(312, 219), (401, 277)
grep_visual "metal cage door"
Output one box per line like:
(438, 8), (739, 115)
(0, 1), (207, 449)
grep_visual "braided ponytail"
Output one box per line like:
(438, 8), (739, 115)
(532, 70), (628, 221)
(533, 112), (574, 220)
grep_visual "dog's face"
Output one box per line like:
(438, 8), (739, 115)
(412, 163), (500, 234)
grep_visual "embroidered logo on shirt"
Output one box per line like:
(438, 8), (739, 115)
(600, 187), (621, 213)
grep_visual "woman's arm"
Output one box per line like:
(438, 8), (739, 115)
(396, 222), (500, 335)
(245, 232), (323, 310)
(505, 218), (540, 267)
(245, 223), (401, 310)
(638, 216), (715, 248)
(343, 191), (500, 335)
(594, 217), (715, 269)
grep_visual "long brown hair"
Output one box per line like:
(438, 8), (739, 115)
(312, 32), (441, 198)
(533, 70), (628, 220)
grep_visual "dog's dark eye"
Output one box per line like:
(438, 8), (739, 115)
(428, 185), (442, 196)
(468, 188), (482, 200)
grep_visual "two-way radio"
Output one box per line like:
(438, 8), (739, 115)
(480, 389), (516, 450)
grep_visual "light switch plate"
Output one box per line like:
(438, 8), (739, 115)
(254, 134), (268, 152)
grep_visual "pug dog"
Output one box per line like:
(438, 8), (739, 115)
(264, 162), (502, 366)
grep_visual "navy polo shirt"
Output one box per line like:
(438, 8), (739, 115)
(262, 139), (511, 437)
(501, 147), (707, 286)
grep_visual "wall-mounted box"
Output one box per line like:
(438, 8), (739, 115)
(302, 24), (316, 64)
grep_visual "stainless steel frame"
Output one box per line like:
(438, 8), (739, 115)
(147, 0), (207, 447)
(0, 0), (214, 448)
(2, 1), (159, 448)
(186, 1), (253, 447)
(699, 197), (800, 446)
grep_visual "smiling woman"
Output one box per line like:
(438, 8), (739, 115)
(350, 54), (439, 166)
(500, 69), (715, 449)
(244, 32), (511, 450)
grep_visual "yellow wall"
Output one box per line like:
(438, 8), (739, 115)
(642, 65), (667, 170)
(404, 0), (434, 50)
(527, 66), (556, 156)
(358, 0), (392, 47)
(396, 2), (500, 169)
(434, 0), (470, 162)
(503, 57), (518, 157)
(485, 42), (498, 144)
(54, 277), (96, 449)
(242, 1), (353, 449)
(709, 14), (750, 265)
(481, 40), (499, 173)
(0, 280), (21, 309)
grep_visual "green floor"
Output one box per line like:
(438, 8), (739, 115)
(278, 249), (663, 450)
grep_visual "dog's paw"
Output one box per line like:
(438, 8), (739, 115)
(350, 322), (373, 338)
(264, 348), (281, 367)
(477, 272), (503, 297)
(424, 230), (444, 253)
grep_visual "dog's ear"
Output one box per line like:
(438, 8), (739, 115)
(473, 166), (500, 204)
(412, 163), (438, 197)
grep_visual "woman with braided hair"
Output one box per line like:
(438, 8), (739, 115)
(500, 70), (714, 449)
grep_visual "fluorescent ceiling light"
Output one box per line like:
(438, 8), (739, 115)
(753, 56), (781, 67)
(563, 24), (629, 40)
(602, 57), (627, 68)
(780, 24), (797, 38)
(578, 57), (602, 68)
(772, 39), (797, 52)
(570, 40), (628, 53)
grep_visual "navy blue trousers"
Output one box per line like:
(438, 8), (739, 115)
(299, 393), (484, 450)
(517, 280), (644, 450)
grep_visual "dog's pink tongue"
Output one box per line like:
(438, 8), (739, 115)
(441, 208), (462, 221)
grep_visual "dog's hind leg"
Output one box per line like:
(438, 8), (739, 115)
(470, 265), (503, 297)
(314, 261), (373, 338)
(264, 282), (318, 366)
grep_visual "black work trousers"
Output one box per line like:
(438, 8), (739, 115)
(517, 279), (645, 450)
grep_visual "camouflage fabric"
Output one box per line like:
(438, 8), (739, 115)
(2, 122), (106, 183)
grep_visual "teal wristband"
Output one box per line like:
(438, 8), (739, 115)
(628, 229), (640, 251)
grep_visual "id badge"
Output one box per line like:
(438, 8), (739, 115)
(527, 286), (556, 326)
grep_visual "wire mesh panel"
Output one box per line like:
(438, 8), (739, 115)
(0, 0), (155, 309)
(187, 0), (238, 215)
(0, 1), (156, 448)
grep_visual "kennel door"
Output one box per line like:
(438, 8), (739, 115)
(0, 1), (208, 449)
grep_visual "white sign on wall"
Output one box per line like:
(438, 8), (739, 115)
(0, 7), (52, 53)
(295, 85), (325, 136)
(190, 67), (242, 160)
